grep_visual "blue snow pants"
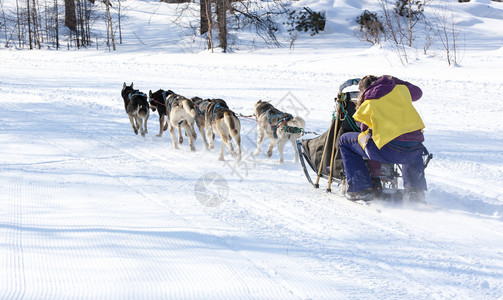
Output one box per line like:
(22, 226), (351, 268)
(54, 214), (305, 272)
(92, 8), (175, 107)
(339, 132), (427, 193)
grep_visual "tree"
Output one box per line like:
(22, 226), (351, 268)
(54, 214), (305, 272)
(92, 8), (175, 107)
(355, 10), (385, 45)
(200, 0), (208, 35)
(216, 0), (227, 52)
(65, 0), (76, 31)
(104, 0), (115, 50)
(27, 0), (32, 48)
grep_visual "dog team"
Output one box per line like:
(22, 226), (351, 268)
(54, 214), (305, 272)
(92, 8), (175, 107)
(121, 82), (306, 163)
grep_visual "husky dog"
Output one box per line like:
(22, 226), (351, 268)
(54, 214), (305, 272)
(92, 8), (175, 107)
(121, 82), (149, 137)
(205, 99), (241, 161)
(253, 100), (305, 163)
(148, 89), (174, 137)
(191, 97), (215, 150)
(149, 89), (197, 151)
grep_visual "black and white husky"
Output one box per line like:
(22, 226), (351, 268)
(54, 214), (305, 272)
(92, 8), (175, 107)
(121, 82), (149, 137)
(148, 89), (174, 137)
(149, 89), (197, 151)
(253, 100), (305, 163)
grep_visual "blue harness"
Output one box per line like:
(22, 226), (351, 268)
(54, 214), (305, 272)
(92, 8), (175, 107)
(196, 99), (211, 115)
(210, 103), (227, 125)
(266, 109), (293, 138)
(128, 91), (146, 100)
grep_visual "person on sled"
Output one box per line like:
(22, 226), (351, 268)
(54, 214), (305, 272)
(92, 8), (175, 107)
(339, 75), (427, 202)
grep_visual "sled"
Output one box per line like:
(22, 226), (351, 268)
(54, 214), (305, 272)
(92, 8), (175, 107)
(296, 78), (433, 201)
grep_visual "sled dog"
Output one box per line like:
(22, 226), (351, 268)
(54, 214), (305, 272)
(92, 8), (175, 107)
(253, 100), (305, 163)
(121, 82), (149, 137)
(148, 89), (175, 137)
(205, 99), (241, 161)
(191, 96), (213, 150)
(149, 89), (197, 151)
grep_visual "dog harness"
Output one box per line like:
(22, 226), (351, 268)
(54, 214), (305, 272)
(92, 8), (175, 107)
(196, 99), (211, 116)
(128, 91), (147, 100)
(266, 109), (293, 138)
(210, 103), (227, 125)
(149, 93), (166, 108)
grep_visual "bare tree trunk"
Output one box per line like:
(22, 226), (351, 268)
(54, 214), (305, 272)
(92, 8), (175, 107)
(32, 0), (40, 49)
(204, 0), (213, 51)
(16, 0), (22, 47)
(118, 0), (122, 44)
(55, 0), (59, 49)
(27, 0), (33, 49)
(76, 0), (85, 46)
(216, 0), (227, 52)
(64, 0), (76, 31)
(200, 0), (208, 35)
(105, 0), (115, 50)
(408, 0), (412, 47)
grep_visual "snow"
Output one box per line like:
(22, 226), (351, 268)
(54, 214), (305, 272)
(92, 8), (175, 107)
(1, 0), (503, 299)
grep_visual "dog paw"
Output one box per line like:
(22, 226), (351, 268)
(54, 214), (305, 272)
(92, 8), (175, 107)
(267, 151), (273, 157)
(179, 138), (184, 144)
(253, 150), (260, 156)
(190, 146), (196, 152)
(218, 156), (225, 161)
(134, 130), (138, 135)
(156, 134), (162, 137)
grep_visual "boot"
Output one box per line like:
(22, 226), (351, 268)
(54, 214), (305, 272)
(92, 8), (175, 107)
(345, 188), (374, 201)
(406, 187), (425, 203)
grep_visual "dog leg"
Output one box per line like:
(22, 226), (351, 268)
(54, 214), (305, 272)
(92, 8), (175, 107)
(218, 141), (226, 161)
(190, 122), (197, 140)
(169, 124), (179, 149)
(267, 140), (277, 158)
(253, 130), (264, 157)
(177, 125), (184, 144)
(199, 127), (209, 150)
(291, 139), (300, 163)
(129, 115), (138, 135)
(232, 133), (241, 162)
(144, 114), (149, 134)
(183, 122), (196, 152)
(137, 116), (146, 137)
(157, 115), (165, 137)
(206, 126), (215, 150)
(277, 139), (288, 164)
(217, 130), (236, 160)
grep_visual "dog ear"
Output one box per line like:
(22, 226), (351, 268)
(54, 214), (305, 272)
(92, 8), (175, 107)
(123, 82), (126, 88)
(149, 90), (153, 97)
(130, 82), (134, 89)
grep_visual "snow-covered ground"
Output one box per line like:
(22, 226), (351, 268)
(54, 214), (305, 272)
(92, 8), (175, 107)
(1, 0), (503, 299)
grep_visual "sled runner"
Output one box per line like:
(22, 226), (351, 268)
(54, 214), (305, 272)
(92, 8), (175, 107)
(296, 79), (433, 202)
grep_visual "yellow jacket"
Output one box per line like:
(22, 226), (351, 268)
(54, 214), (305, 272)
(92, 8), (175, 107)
(353, 84), (425, 149)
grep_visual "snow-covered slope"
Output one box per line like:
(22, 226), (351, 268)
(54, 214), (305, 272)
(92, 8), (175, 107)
(0, 0), (502, 299)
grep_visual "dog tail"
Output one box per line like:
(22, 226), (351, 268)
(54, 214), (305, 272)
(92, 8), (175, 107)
(224, 112), (241, 161)
(182, 100), (196, 118)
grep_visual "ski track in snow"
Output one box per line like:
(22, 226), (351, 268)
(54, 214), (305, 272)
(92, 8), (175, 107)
(0, 50), (502, 299)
